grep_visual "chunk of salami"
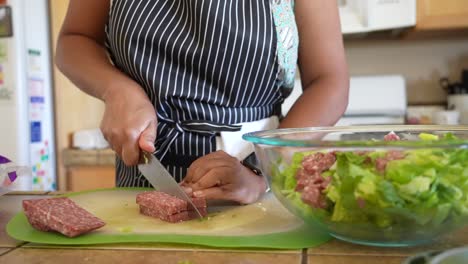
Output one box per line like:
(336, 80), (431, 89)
(301, 152), (336, 174)
(384, 131), (400, 141)
(136, 191), (206, 214)
(191, 197), (207, 209)
(22, 197), (105, 238)
(140, 205), (208, 223)
(136, 191), (208, 223)
(136, 191), (187, 215)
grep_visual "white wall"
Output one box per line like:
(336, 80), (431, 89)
(283, 36), (468, 117)
(345, 37), (468, 105)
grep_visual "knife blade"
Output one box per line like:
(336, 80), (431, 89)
(137, 152), (203, 219)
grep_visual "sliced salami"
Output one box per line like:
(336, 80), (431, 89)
(136, 191), (208, 223)
(140, 205), (208, 223)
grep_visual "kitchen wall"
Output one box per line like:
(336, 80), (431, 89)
(50, 0), (105, 190)
(49, 0), (468, 189)
(344, 36), (468, 105)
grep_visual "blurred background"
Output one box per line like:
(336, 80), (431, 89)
(0, 0), (467, 192)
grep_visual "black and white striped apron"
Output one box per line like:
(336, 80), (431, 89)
(106, 0), (285, 187)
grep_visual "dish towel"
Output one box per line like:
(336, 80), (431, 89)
(215, 116), (279, 161)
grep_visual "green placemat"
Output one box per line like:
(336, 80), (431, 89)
(7, 188), (331, 249)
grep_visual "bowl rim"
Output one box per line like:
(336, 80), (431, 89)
(242, 125), (468, 149)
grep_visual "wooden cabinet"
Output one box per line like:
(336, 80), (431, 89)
(62, 149), (116, 191)
(67, 166), (115, 192)
(417, 0), (468, 30)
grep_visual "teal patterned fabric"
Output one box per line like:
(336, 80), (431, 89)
(270, 0), (299, 90)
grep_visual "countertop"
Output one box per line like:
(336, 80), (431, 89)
(1, 192), (467, 264)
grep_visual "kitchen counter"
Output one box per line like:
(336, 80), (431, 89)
(1, 192), (467, 264)
(62, 149), (116, 191)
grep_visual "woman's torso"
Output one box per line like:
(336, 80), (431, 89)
(105, 0), (298, 186)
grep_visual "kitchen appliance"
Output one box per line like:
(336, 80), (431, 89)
(406, 105), (446, 125)
(0, 0), (56, 191)
(441, 70), (468, 125)
(72, 129), (109, 150)
(338, 0), (416, 34)
(282, 75), (407, 126)
(448, 95), (468, 124)
(432, 110), (460, 125)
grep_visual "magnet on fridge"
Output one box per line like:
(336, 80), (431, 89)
(30, 121), (41, 143)
(0, 64), (4, 85)
(30, 96), (45, 104)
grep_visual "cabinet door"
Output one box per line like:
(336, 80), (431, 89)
(67, 166), (116, 191)
(417, 0), (468, 30)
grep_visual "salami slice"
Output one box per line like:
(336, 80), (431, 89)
(136, 191), (208, 223)
(140, 205), (208, 223)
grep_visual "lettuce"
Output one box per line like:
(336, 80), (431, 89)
(272, 132), (468, 232)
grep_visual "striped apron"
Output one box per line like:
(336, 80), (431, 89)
(105, 0), (294, 187)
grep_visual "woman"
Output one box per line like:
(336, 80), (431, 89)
(56, 0), (349, 204)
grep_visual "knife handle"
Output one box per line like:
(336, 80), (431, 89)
(241, 152), (271, 193)
(139, 151), (152, 165)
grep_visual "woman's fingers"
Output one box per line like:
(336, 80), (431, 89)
(193, 186), (228, 200)
(184, 156), (231, 184)
(121, 133), (140, 165)
(190, 168), (228, 191)
(139, 120), (157, 153)
(99, 88), (157, 166)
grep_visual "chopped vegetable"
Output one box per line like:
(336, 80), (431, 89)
(275, 132), (468, 232)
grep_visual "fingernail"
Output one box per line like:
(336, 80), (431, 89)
(193, 191), (203, 197)
(183, 187), (192, 194)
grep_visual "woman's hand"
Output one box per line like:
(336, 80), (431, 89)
(181, 151), (267, 204)
(56, 0), (158, 166)
(100, 86), (157, 166)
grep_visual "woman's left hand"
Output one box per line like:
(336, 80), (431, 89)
(180, 151), (267, 204)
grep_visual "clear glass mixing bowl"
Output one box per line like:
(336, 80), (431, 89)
(243, 125), (468, 247)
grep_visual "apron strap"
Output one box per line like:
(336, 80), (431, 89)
(157, 116), (242, 136)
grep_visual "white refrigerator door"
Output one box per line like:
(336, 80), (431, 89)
(0, 0), (56, 191)
(0, 0), (30, 178)
(23, 0), (56, 191)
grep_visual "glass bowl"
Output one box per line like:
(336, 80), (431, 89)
(243, 125), (468, 247)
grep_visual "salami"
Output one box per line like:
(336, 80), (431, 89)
(301, 152), (336, 174)
(136, 191), (207, 223)
(22, 197), (105, 237)
(384, 131), (400, 141)
(140, 205), (208, 223)
(295, 152), (336, 209)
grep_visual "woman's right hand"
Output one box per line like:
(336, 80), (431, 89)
(100, 85), (157, 166)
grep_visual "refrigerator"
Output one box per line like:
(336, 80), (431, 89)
(0, 0), (56, 191)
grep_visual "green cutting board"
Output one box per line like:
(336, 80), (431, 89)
(7, 188), (330, 249)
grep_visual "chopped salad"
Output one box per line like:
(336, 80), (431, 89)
(275, 132), (468, 229)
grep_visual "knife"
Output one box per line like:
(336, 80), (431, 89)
(138, 151), (203, 219)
